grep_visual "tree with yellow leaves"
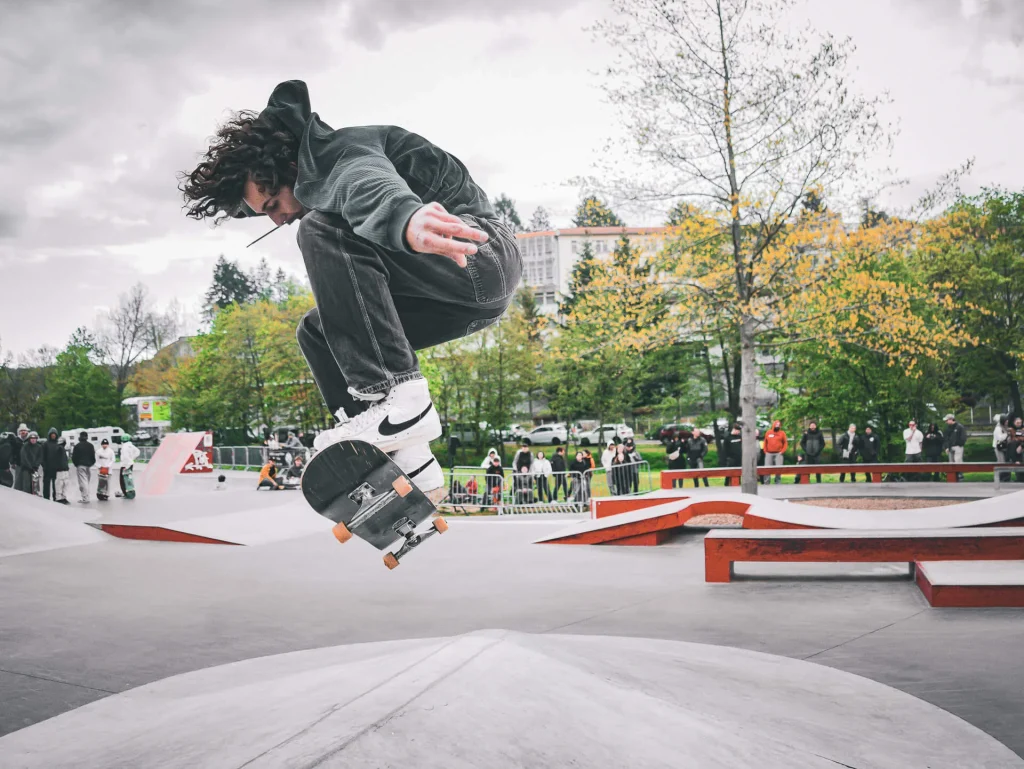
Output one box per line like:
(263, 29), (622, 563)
(588, 0), (970, 492)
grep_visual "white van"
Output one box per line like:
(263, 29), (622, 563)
(61, 427), (126, 454)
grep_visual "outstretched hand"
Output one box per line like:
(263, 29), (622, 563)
(405, 202), (489, 267)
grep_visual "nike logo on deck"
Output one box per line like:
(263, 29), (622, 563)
(379, 404), (433, 436)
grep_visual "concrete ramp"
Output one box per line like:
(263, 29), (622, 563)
(0, 487), (106, 557)
(89, 497), (330, 546)
(1, 630), (1018, 768)
(136, 432), (212, 497)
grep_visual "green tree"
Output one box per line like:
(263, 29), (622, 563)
(493, 193), (524, 233)
(507, 287), (547, 419)
(38, 328), (122, 430)
(558, 239), (598, 316)
(203, 256), (256, 319)
(917, 188), (1024, 416)
(573, 195), (623, 227)
(529, 206), (552, 232)
(0, 341), (51, 431)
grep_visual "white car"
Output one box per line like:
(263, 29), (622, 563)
(577, 423), (634, 446)
(522, 423), (568, 445)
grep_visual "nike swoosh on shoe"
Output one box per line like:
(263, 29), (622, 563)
(378, 404), (434, 437)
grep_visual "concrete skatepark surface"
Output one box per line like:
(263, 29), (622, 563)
(2, 471), (1023, 763)
(2, 630), (1021, 768)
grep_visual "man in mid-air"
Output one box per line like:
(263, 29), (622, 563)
(181, 80), (522, 499)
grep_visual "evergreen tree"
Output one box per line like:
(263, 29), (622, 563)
(251, 257), (273, 301)
(493, 193), (524, 233)
(573, 195), (623, 227)
(529, 206), (552, 232)
(39, 328), (122, 429)
(559, 240), (598, 316)
(203, 256), (256, 319)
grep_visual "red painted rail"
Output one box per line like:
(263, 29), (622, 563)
(662, 462), (999, 488)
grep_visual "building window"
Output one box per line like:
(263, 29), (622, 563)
(571, 240), (578, 254)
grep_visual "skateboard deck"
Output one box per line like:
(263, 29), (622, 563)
(120, 467), (136, 500)
(301, 440), (446, 569)
(97, 467), (110, 500)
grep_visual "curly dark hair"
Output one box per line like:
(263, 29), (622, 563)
(179, 110), (299, 221)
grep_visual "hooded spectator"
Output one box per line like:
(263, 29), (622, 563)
(0, 433), (14, 487)
(762, 420), (788, 485)
(685, 429), (709, 488)
(41, 427), (66, 501)
(550, 447), (568, 501)
(922, 423), (945, 480)
(72, 431), (96, 503)
(54, 437), (71, 504)
(480, 448), (500, 469)
(799, 421), (825, 484)
(943, 413), (966, 481)
(16, 431), (44, 493)
(118, 437), (141, 497)
(861, 426), (881, 464)
(664, 436), (687, 488)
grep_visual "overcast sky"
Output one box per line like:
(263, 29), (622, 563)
(2, 0), (1022, 358)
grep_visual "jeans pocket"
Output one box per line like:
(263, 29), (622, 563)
(466, 314), (503, 335)
(463, 218), (523, 304)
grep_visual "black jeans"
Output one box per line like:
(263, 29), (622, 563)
(536, 476), (550, 502)
(43, 470), (57, 500)
(802, 454), (822, 483)
(552, 472), (568, 500)
(295, 210), (522, 418)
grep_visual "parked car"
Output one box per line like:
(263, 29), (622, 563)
(578, 423), (635, 446)
(522, 423), (568, 445)
(655, 423), (695, 445)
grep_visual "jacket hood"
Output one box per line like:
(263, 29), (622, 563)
(487, 447), (498, 456)
(47, 427), (58, 439)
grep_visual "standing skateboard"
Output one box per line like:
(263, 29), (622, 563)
(97, 467), (110, 501)
(301, 440), (446, 569)
(119, 466), (136, 499)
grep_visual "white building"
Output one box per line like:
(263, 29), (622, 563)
(515, 227), (668, 314)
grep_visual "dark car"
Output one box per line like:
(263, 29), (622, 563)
(656, 423), (695, 445)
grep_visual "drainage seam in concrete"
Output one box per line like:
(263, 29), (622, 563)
(801, 608), (929, 661)
(0, 666), (118, 695)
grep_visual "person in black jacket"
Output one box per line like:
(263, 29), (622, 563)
(10, 424), (29, 491)
(922, 423), (945, 481)
(723, 425), (743, 467)
(17, 431), (44, 494)
(799, 421), (825, 483)
(861, 426), (881, 464)
(685, 430), (710, 488)
(569, 451), (591, 502)
(41, 427), (66, 501)
(54, 437), (71, 504)
(943, 414), (967, 481)
(665, 435), (687, 488)
(550, 447), (568, 501)
(71, 432), (96, 504)
(485, 457), (505, 509)
(0, 434), (13, 488)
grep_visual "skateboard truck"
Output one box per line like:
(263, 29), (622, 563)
(383, 516), (448, 570)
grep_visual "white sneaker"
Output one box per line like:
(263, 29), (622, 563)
(390, 443), (444, 493)
(313, 377), (441, 454)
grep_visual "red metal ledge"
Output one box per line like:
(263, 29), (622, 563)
(89, 523), (241, 546)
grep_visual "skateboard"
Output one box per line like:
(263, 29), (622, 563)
(31, 470), (42, 496)
(97, 467), (110, 501)
(301, 440), (446, 569)
(120, 466), (136, 500)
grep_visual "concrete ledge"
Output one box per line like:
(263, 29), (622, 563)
(916, 561), (1024, 608)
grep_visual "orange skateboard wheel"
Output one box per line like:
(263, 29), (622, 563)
(332, 522), (353, 544)
(383, 553), (400, 570)
(432, 517), (448, 534)
(392, 476), (413, 497)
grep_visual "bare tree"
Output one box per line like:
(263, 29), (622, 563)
(98, 283), (168, 397)
(589, 0), (890, 493)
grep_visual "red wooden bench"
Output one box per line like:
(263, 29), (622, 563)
(703, 528), (1024, 583)
(663, 462), (999, 488)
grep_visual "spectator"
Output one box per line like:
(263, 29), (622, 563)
(922, 423), (945, 481)
(582, 449), (597, 497)
(95, 439), (116, 500)
(861, 426), (881, 468)
(943, 413), (966, 481)
(622, 438), (642, 494)
(117, 437), (141, 497)
(610, 446), (629, 498)
(513, 444), (534, 501)
(71, 431), (96, 503)
(903, 420), (924, 480)
(464, 475), (479, 504)
(665, 434), (687, 489)
(54, 437), (71, 504)
(685, 429), (710, 488)
(761, 420), (788, 485)
(480, 448), (500, 469)
(285, 431), (303, 449)
(533, 450), (552, 503)
(11, 424), (30, 492)
(569, 451), (590, 502)
(257, 458), (284, 490)
(513, 443), (533, 472)
(1010, 417), (1024, 483)
(0, 432), (14, 487)
(16, 431), (43, 494)
(41, 427), (65, 501)
(835, 424), (862, 483)
(724, 424), (743, 469)
(485, 456), (505, 506)
(994, 415), (1011, 483)
(267, 434), (281, 451)
(550, 447), (568, 501)
(799, 421), (825, 484)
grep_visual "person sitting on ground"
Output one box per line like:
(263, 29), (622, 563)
(835, 424), (862, 483)
(285, 455), (305, 483)
(257, 458), (284, 490)
(922, 423), (945, 481)
(799, 421), (825, 484)
(685, 429), (709, 488)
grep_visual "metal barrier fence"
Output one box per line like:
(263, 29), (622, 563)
(442, 468), (588, 514)
(133, 445), (311, 469)
(585, 461), (652, 499)
(993, 465), (1024, 489)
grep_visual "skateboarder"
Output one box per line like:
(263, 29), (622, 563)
(181, 80), (522, 501)
(95, 439), (115, 501)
